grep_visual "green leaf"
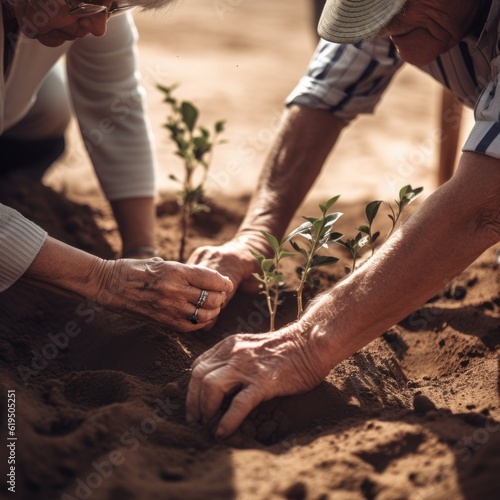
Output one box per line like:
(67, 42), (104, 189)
(323, 211), (343, 228)
(283, 221), (313, 242)
(365, 200), (382, 225)
(401, 186), (424, 206)
(261, 231), (280, 254)
(399, 185), (411, 200)
(372, 231), (380, 243)
(328, 231), (344, 242)
(261, 258), (275, 273)
(303, 216), (318, 225)
(358, 225), (370, 234)
(249, 249), (264, 265)
(168, 173), (179, 182)
(215, 120), (226, 133)
(335, 240), (352, 251)
(180, 101), (199, 132)
(313, 218), (325, 237)
(289, 239), (303, 252)
(310, 255), (339, 269)
(289, 240), (309, 260)
(319, 195), (340, 214)
(193, 136), (212, 161)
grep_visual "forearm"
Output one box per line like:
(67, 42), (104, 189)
(110, 197), (157, 255)
(303, 152), (500, 368)
(235, 105), (346, 245)
(23, 236), (108, 301)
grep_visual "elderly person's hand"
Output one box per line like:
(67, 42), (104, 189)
(185, 324), (331, 438)
(23, 237), (233, 332)
(94, 257), (233, 331)
(186, 233), (271, 327)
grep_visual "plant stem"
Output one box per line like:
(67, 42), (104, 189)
(296, 279), (305, 318)
(264, 281), (276, 331)
(296, 238), (319, 318)
(179, 202), (190, 263)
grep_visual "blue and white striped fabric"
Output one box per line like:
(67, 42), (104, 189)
(286, 0), (500, 158)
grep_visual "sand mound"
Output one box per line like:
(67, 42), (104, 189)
(0, 182), (499, 499)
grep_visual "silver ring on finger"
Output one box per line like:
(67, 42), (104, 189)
(196, 289), (209, 308)
(187, 306), (200, 325)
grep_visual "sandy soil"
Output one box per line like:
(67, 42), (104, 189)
(1, 1), (499, 499)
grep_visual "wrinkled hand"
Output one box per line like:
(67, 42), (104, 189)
(94, 257), (233, 331)
(188, 240), (263, 295)
(187, 237), (270, 328)
(186, 325), (331, 438)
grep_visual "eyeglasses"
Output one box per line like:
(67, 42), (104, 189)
(64, 0), (135, 17)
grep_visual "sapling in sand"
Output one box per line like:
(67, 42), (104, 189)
(158, 83), (226, 262)
(386, 185), (423, 239)
(250, 232), (295, 331)
(250, 186), (423, 330)
(282, 195), (343, 318)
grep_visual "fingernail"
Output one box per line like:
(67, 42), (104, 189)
(186, 413), (194, 423)
(215, 425), (226, 439)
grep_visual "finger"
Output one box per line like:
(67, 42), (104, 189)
(199, 367), (242, 424)
(186, 357), (221, 422)
(215, 386), (263, 439)
(189, 266), (233, 293)
(187, 289), (227, 310)
(186, 367), (202, 423)
(182, 301), (222, 322)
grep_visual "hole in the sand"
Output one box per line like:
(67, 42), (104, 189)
(62, 371), (132, 409)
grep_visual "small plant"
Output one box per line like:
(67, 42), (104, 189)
(250, 232), (295, 331)
(249, 185), (423, 331)
(386, 185), (423, 239)
(338, 185), (423, 272)
(158, 83), (226, 262)
(358, 200), (383, 255)
(283, 195), (343, 317)
(336, 232), (369, 274)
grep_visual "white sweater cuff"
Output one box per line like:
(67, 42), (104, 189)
(0, 204), (48, 292)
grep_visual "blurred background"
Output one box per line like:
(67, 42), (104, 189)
(45, 0), (474, 206)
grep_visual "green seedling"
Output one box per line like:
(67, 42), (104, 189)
(250, 232), (295, 331)
(336, 232), (370, 274)
(283, 195), (343, 318)
(250, 186), (423, 326)
(358, 200), (382, 256)
(338, 185), (423, 272)
(158, 83), (226, 262)
(386, 185), (423, 239)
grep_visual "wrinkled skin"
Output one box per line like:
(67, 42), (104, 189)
(378, 0), (490, 66)
(186, 323), (331, 438)
(96, 257), (233, 331)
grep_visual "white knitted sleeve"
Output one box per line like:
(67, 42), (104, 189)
(0, 204), (47, 292)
